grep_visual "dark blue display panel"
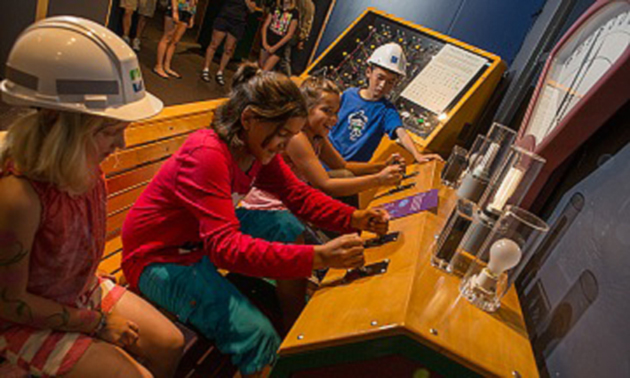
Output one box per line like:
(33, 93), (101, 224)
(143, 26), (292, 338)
(315, 0), (546, 64)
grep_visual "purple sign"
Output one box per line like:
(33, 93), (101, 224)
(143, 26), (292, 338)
(378, 189), (439, 220)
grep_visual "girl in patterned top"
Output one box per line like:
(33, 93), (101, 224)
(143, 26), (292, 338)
(260, 0), (300, 71)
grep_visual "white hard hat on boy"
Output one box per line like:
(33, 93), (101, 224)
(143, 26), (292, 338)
(0, 16), (163, 122)
(367, 42), (407, 77)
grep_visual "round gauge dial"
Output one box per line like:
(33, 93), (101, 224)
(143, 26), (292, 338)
(524, 1), (630, 144)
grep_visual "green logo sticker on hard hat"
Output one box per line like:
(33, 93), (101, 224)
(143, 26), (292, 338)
(130, 68), (141, 81)
(129, 68), (144, 93)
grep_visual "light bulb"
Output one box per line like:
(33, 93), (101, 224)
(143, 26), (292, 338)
(472, 238), (521, 293)
(487, 238), (521, 274)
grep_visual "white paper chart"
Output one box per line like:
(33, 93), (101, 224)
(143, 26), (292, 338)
(401, 44), (488, 114)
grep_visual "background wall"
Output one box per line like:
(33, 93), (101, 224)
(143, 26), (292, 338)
(47, 0), (112, 24)
(314, 0), (547, 65)
(0, 0), (113, 79)
(0, 0), (38, 78)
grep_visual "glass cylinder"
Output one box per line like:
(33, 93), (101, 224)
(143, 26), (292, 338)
(463, 134), (489, 178)
(440, 145), (468, 188)
(431, 198), (476, 271)
(479, 146), (546, 217)
(460, 206), (549, 312)
(456, 123), (516, 203)
(447, 209), (496, 277)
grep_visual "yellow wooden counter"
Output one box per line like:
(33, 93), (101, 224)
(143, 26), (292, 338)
(272, 161), (538, 377)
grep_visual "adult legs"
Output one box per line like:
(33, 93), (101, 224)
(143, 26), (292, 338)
(136, 15), (149, 40)
(203, 29), (227, 71)
(215, 32), (238, 85)
(155, 16), (176, 78)
(164, 21), (189, 78)
(122, 8), (135, 40)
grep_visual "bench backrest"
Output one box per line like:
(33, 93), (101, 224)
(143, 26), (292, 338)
(99, 99), (226, 281)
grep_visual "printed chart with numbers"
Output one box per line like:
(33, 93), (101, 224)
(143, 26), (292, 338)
(400, 44), (488, 115)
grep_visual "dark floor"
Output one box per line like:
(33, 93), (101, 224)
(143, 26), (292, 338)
(1, 9), (235, 131)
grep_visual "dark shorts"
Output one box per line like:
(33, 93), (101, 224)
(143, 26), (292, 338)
(166, 6), (193, 24)
(214, 16), (247, 40)
(266, 34), (289, 57)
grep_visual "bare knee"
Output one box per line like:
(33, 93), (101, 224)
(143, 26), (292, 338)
(224, 46), (235, 57)
(209, 39), (222, 50)
(163, 326), (185, 356)
(146, 323), (185, 361)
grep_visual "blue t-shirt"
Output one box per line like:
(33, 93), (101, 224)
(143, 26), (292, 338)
(329, 87), (402, 162)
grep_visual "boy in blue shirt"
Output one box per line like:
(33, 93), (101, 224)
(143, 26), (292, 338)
(329, 43), (441, 163)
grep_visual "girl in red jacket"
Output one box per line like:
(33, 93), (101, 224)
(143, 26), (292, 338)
(122, 63), (389, 376)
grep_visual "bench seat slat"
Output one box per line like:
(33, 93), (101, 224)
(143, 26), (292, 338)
(102, 134), (191, 177)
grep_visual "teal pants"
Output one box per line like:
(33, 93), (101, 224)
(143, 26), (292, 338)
(138, 257), (280, 374)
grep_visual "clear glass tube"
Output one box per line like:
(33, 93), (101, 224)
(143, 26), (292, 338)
(431, 198), (476, 271)
(465, 134), (489, 175)
(479, 146), (546, 217)
(456, 123), (516, 203)
(459, 206), (549, 312)
(440, 145), (468, 188)
(447, 209), (496, 277)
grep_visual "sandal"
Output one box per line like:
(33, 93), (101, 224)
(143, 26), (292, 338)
(216, 72), (225, 86)
(201, 69), (211, 82)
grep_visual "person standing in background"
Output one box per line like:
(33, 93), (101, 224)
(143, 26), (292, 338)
(279, 0), (314, 76)
(201, 0), (256, 86)
(120, 0), (158, 51)
(259, 0), (299, 71)
(154, 0), (198, 79)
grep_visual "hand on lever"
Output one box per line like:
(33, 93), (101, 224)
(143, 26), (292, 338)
(313, 234), (365, 270)
(377, 164), (404, 186)
(386, 153), (406, 169)
(351, 209), (390, 235)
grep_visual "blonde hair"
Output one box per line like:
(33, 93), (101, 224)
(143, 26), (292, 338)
(213, 62), (307, 149)
(300, 76), (341, 109)
(0, 110), (105, 194)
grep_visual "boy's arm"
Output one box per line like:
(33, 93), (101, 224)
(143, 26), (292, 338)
(395, 128), (443, 163)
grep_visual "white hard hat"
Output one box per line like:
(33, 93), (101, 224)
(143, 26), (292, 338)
(0, 16), (162, 122)
(367, 43), (407, 77)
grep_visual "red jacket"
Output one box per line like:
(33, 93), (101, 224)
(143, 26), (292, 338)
(121, 129), (356, 289)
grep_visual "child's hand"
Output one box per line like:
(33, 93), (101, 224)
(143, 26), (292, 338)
(313, 234), (365, 269)
(188, 18), (194, 28)
(377, 164), (403, 186)
(173, 11), (180, 23)
(96, 313), (140, 348)
(386, 153), (406, 168)
(415, 153), (443, 164)
(351, 209), (390, 235)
